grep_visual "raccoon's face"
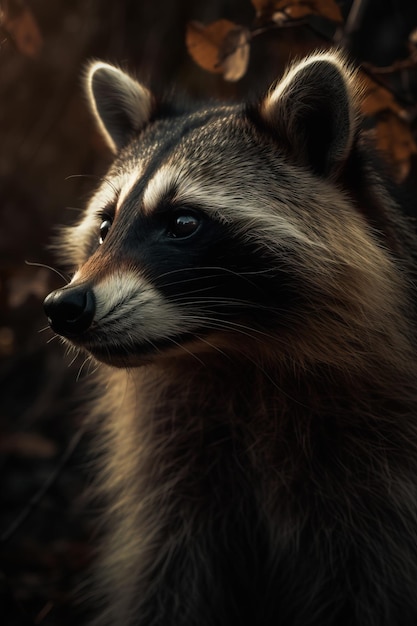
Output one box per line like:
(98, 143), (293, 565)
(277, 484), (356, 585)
(44, 118), (298, 367)
(44, 54), (372, 368)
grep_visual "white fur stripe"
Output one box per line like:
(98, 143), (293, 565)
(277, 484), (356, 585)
(142, 164), (312, 245)
(92, 271), (194, 344)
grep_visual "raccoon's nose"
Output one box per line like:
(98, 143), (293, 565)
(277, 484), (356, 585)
(43, 286), (95, 337)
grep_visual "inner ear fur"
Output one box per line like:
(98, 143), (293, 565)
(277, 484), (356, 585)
(86, 61), (153, 153)
(260, 52), (360, 177)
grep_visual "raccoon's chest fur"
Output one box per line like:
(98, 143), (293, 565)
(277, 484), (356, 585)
(93, 359), (417, 626)
(44, 52), (417, 625)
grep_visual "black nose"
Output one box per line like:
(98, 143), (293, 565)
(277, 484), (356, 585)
(43, 286), (95, 337)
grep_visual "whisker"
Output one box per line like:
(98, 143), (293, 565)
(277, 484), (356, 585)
(178, 313), (278, 342)
(143, 339), (161, 357)
(166, 337), (206, 366)
(68, 349), (81, 368)
(154, 265), (276, 281)
(65, 173), (118, 195)
(203, 321), (265, 343)
(25, 260), (69, 284)
(126, 331), (163, 360)
(170, 295), (276, 311)
(193, 334), (231, 361)
(77, 356), (92, 382)
(159, 273), (227, 289)
(38, 325), (52, 333)
(65, 173), (95, 181)
(102, 177), (119, 195)
(87, 360), (99, 377)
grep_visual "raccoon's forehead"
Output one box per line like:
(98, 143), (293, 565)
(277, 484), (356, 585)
(89, 107), (278, 219)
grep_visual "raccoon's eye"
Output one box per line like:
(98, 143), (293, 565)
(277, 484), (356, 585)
(166, 211), (201, 239)
(99, 219), (112, 244)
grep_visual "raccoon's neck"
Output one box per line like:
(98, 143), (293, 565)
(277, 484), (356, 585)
(94, 351), (417, 625)
(100, 349), (417, 483)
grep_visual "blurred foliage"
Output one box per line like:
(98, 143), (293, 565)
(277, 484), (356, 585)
(186, 0), (417, 178)
(0, 0), (416, 624)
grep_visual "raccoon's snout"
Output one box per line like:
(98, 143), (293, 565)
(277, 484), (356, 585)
(44, 285), (95, 337)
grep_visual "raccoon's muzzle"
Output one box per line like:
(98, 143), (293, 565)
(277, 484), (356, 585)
(44, 285), (95, 337)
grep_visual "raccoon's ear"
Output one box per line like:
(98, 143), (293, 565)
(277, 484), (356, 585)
(86, 62), (153, 153)
(260, 53), (359, 177)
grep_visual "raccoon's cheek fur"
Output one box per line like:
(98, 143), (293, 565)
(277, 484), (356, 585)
(43, 259), (297, 367)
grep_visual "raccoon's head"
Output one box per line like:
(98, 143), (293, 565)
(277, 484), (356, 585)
(44, 53), (402, 369)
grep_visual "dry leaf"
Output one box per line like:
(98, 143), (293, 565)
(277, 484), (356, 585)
(186, 20), (250, 81)
(360, 73), (415, 181)
(221, 26), (250, 81)
(374, 114), (417, 182)
(1, 4), (43, 57)
(186, 20), (239, 75)
(360, 73), (402, 117)
(253, 0), (342, 23)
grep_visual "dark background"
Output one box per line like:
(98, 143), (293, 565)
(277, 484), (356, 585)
(1, 1), (417, 624)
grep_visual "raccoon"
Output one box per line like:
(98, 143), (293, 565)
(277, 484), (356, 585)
(44, 52), (417, 625)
